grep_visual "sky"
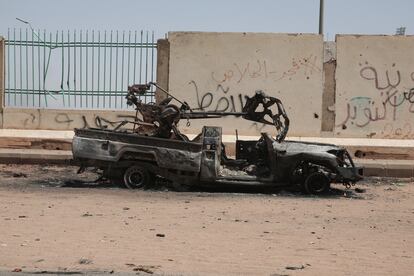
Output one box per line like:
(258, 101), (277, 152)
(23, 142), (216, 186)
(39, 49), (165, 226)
(1, 0), (414, 41)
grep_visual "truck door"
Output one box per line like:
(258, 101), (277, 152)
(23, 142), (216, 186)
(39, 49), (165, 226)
(200, 126), (222, 181)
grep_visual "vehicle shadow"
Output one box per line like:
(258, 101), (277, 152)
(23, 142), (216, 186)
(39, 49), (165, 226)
(182, 185), (364, 199)
(61, 178), (364, 199)
(61, 179), (119, 189)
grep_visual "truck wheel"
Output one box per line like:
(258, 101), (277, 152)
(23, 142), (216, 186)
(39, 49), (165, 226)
(123, 166), (152, 189)
(304, 171), (330, 195)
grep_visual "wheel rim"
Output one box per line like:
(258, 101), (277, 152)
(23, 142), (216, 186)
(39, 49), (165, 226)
(305, 172), (329, 194)
(124, 166), (146, 189)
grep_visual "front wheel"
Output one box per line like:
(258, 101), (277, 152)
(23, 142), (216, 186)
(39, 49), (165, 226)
(303, 171), (330, 195)
(123, 166), (153, 189)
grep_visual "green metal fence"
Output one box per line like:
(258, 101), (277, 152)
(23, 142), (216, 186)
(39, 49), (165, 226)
(5, 29), (157, 109)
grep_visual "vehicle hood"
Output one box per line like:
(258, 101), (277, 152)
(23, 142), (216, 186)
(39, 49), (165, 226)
(277, 140), (343, 154)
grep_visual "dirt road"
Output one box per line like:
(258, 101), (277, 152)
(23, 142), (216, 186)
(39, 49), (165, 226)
(0, 165), (413, 275)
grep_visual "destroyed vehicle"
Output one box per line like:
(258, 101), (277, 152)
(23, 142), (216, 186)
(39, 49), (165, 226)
(72, 82), (363, 194)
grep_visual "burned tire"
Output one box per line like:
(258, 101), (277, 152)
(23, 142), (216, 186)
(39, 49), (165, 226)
(304, 171), (330, 195)
(123, 166), (152, 189)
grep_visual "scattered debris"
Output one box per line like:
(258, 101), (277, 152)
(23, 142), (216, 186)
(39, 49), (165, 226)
(394, 182), (406, 187)
(13, 172), (27, 178)
(81, 213), (93, 217)
(132, 265), (160, 274)
(285, 265), (305, 270)
(78, 258), (93, 264)
(355, 187), (366, 193)
(32, 270), (82, 275)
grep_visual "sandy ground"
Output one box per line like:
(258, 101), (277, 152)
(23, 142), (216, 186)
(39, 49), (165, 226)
(0, 164), (413, 276)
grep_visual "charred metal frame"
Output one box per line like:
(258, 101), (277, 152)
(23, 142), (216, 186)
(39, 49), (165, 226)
(72, 82), (363, 193)
(122, 82), (290, 143)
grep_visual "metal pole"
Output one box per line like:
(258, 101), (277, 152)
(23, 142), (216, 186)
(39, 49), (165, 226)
(319, 0), (324, 35)
(0, 37), (4, 112)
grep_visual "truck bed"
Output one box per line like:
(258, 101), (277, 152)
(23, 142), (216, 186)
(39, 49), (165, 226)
(73, 128), (203, 172)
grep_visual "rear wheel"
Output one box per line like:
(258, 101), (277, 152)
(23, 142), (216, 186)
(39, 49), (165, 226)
(123, 166), (153, 189)
(304, 171), (330, 195)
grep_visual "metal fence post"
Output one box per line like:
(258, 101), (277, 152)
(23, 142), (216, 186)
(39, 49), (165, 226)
(0, 36), (5, 128)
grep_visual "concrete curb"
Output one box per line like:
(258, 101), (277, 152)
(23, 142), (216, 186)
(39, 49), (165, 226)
(0, 148), (72, 164)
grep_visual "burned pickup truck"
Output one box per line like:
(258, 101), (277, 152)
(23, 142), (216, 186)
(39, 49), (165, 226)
(72, 82), (362, 194)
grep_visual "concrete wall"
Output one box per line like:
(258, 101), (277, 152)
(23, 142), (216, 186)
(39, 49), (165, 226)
(168, 32), (324, 136)
(2, 32), (414, 138)
(335, 35), (414, 139)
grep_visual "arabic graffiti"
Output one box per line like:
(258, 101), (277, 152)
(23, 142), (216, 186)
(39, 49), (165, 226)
(190, 56), (321, 112)
(211, 59), (269, 84)
(337, 64), (414, 138)
(183, 55), (321, 133)
(17, 111), (135, 130)
(188, 80), (248, 113)
(187, 80), (269, 131)
(276, 55), (321, 81)
(79, 114), (136, 129)
(382, 122), (414, 139)
(210, 56), (321, 85)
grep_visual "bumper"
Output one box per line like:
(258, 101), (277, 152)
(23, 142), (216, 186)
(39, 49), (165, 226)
(336, 166), (363, 182)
